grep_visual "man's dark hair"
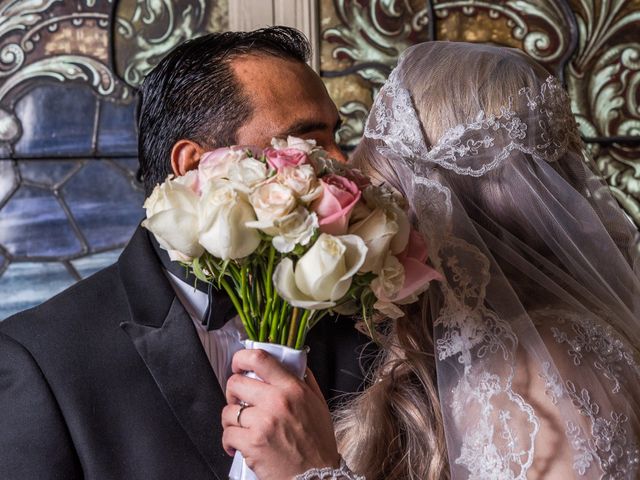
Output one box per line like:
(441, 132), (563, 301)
(137, 26), (311, 195)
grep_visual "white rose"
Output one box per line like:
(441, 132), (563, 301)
(271, 208), (319, 253)
(247, 183), (297, 235)
(198, 148), (247, 185)
(276, 164), (322, 203)
(198, 179), (261, 260)
(271, 136), (317, 153)
(371, 254), (405, 301)
(228, 157), (268, 189)
(348, 208), (400, 273)
(273, 233), (368, 309)
(142, 171), (203, 261)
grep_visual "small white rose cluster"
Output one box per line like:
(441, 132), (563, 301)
(143, 136), (441, 322)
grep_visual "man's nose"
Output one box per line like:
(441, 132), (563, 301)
(325, 142), (348, 163)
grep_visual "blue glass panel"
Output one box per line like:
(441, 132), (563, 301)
(0, 160), (17, 205)
(0, 185), (82, 257)
(113, 158), (140, 176)
(0, 144), (11, 158)
(96, 99), (138, 155)
(13, 84), (97, 157)
(19, 160), (80, 186)
(63, 161), (144, 250)
(71, 249), (122, 279)
(0, 261), (75, 321)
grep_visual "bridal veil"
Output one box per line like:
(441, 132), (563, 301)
(357, 41), (640, 479)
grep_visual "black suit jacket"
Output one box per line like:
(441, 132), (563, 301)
(0, 226), (370, 479)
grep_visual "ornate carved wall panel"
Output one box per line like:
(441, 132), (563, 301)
(320, 0), (640, 227)
(0, 0), (228, 319)
(320, 0), (432, 148)
(114, 0), (228, 88)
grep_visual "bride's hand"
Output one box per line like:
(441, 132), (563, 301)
(222, 349), (340, 479)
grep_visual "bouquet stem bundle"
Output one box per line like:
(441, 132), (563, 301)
(193, 246), (325, 349)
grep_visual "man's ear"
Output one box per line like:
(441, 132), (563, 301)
(170, 139), (205, 176)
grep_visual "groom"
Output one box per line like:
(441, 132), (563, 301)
(0, 27), (368, 479)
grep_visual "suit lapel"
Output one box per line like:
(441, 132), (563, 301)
(118, 226), (232, 478)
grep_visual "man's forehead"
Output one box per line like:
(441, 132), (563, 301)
(231, 55), (328, 104)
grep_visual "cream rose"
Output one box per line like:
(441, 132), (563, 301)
(348, 208), (401, 273)
(371, 254), (405, 301)
(142, 171), (203, 261)
(370, 254), (408, 318)
(247, 183), (297, 235)
(273, 233), (368, 309)
(362, 186), (410, 254)
(373, 300), (405, 319)
(228, 157), (268, 190)
(271, 208), (319, 253)
(277, 164), (322, 203)
(198, 179), (261, 260)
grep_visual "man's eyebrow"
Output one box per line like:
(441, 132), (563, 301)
(279, 120), (330, 137)
(279, 117), (342, 137)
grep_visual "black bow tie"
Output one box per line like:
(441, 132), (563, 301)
(149, 233), (237, 331)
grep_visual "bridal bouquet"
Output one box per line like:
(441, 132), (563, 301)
(143, 136), (441, 348)
(143, 136), (440, 479)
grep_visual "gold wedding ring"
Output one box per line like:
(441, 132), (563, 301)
(236, 401), (249, 427)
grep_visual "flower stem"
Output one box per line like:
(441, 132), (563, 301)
(295, 310), (312, 350)
(265, 246), (276, 300)
(259, 298), (272, 342)
(240, 264), (250, 323)
(278, 302), (290, 345)
(219, 276), (256, 339)
(286, 307), (300, 348)
(268, 296), (281, 343)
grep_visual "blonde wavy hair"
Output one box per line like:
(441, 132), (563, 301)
(336, 43), (555, 480)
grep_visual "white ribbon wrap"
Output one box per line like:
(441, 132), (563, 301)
(228, 340), (308, 480)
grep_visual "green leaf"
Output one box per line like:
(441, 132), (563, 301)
(192, 257), (210, 284)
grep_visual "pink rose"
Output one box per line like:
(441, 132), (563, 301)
(312, 174), (361, 235)
(394, 229), (442, 302)
(264, 147), (309, 171)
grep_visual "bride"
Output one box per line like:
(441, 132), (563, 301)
(224, 41), (640, 479)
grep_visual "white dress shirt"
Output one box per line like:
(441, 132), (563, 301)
(166, 271), (246, 391)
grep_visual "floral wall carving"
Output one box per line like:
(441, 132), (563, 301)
(320, 0), (640, 227)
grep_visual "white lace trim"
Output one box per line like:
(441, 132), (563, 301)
(364, 72), (582, 177)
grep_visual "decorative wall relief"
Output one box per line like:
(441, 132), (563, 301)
(566, 0), (640, 224)
(114, 0), (228, 88)
(433, 0), (577, 78)
(320, 0), (640, 227)
(320, 0), (432, 149)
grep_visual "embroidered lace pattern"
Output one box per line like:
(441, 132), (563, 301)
(534, 309), (640, 478)
(364, 73), (582, 177)
(535, 309), (640, 394)
(434, 236), (538, 479)
(363, 67), (428, 162)
(296, 458), (365, 480)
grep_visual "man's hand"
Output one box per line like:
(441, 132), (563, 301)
(222, 349), (340, 479)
